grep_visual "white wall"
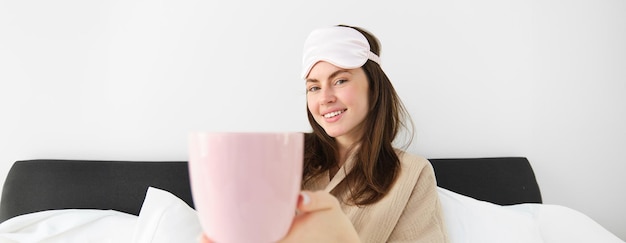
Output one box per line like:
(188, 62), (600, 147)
(1, 0), (624, 239)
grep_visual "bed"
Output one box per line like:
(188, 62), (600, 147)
(0, 157), (622, 243)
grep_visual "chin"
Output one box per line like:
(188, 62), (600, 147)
(322, 129), (345, 138)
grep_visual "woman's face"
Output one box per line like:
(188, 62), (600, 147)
(306, 61), (369, 145)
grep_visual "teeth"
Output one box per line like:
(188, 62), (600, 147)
(324, 110), (344, 118)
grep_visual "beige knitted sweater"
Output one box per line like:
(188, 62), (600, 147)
(304, 151), (449, 243)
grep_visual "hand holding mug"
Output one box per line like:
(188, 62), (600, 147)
(281, 190), (360, 243)
(199, 190), (360, 243)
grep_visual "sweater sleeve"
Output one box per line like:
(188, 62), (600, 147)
(387, 161), (449, 243)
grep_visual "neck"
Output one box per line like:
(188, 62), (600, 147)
(335, 138), (353, 167)
(329, 140), (356, 180)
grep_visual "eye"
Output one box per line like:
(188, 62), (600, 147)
(335, 79), (347, 85)
(307, 86), (320, 92)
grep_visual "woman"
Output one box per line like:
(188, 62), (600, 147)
(203, 25), (448, 243)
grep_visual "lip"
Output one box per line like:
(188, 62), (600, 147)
(321, 109), (347, 123)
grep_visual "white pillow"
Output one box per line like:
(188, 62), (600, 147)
(0, 209), (136, 243)
(437, 187), (544, 243)
(506, 204), (624, 243)
(131, 187), (202, 243)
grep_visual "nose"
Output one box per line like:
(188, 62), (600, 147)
(319, 88), (336, 105)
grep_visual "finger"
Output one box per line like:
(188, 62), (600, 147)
(296, 191), (340, 213)
(198, 234), (213, 243)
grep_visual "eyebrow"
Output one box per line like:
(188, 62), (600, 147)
(306, 69), (350, 83)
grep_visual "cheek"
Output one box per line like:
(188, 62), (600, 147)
(306, 96), (317, 114)
(344, 88), (369, 116)
(341, 89), (363, 107)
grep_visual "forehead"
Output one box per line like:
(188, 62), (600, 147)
(310, 61), (341, 73)
(306, 61), (351, 80)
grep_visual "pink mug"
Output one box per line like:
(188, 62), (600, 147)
(188, 132), (303, 243)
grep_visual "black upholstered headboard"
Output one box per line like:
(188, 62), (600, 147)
(429, 157), (542, 205)
(0, 157), (541, 223)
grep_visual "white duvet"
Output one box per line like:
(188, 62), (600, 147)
(0, 187), (622, 243)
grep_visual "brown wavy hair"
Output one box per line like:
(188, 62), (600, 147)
(302, 25), (413, 205)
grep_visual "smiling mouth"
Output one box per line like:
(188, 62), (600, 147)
(323, 109), (347, 118)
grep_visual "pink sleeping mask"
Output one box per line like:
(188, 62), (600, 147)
(301, 26), (381, 79)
